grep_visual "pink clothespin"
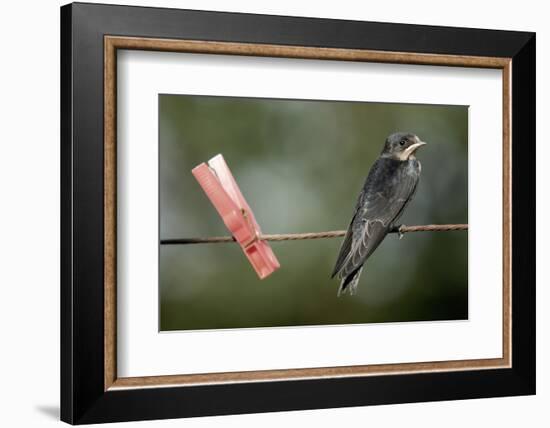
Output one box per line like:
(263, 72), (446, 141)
(192, 154), (280, 279)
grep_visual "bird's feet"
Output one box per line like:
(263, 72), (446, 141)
(390, 223), (405, 240)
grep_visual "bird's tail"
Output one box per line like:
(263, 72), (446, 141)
(337, 266), (364, 296)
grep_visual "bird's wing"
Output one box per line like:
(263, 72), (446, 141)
(333, 163), (419, 280)
(330, 184), (367, 278)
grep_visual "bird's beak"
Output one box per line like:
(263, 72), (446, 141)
(404, 141), (427, 158)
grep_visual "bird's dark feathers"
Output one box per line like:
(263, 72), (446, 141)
(332, 157), (421, 294)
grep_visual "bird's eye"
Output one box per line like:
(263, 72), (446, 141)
(399, 139), (407, 146)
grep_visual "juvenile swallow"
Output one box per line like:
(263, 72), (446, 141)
(331, 132), (426, 296)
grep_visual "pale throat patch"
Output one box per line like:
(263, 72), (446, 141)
(397, 142), (425, 161)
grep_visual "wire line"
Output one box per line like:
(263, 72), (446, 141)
(160, 224), (468, 245)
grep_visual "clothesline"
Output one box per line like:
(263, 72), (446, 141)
(160, 223), (468, 245)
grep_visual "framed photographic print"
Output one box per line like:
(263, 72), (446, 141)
(60, 2), (535, 424)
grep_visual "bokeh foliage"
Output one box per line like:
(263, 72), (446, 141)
(159, 94), (468, 331)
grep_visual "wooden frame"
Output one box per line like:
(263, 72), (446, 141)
(62, 2), (535, 424)
(104, 35), (512, 390)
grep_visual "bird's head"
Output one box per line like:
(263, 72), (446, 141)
(381, 132), (427, 161)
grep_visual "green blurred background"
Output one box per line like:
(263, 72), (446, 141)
(159, 94), (468, 331)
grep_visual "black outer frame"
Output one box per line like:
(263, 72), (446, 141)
(60, 2), (535, 424)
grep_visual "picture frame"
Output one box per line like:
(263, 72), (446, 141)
(60, 2), (535, 424)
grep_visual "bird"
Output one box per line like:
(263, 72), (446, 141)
(331, 132), (427, 296)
